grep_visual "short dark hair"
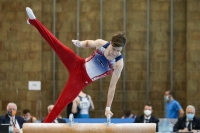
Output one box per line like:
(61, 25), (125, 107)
(111, 31), (127, 47)
(168, 90), (174, 97)
(123, 109), (131, 117)
(23, 109), (31, 114)
(145, 103), (152, 108)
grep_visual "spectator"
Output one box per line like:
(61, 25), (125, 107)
(173, 105), (200, 132)
(22, 109), (37, 123)
(134, 104), (159, 132)
(164, 90), (184, 118)
(66, 102), (77, 118)
(0, 102), (25, 133)
(47, 105), (66, 123)
(72, 91), (95, 118)
(121, 109), (135, 119)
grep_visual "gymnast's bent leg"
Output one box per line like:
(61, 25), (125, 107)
(44, 75), (86, 122)
(26, 7), (87, 122)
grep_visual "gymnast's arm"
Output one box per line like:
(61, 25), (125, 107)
(105, 59), (124, 117)
(72, 39), (107, 49)
(88, 95), (95, 111)
(71, 97), (79, 114)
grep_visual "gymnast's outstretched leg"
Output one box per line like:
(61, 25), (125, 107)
(26, 7), (89, 123)
(26, 7), (79, 72)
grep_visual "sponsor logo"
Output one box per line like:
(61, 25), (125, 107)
(97, 58), (105, 67)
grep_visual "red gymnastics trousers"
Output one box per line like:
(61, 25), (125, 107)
(28, 19), (92, 123)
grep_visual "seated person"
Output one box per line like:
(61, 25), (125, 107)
(134, 103), (159, 132)
(66, 102), (77, 118)
(173, 105), (200, 132)
(47, 105), (66, 123)
(121, 109), (136, 119)
(0, 102), (25, 133)
(22, 109), (37, 123)
(72, 91), (95, 118)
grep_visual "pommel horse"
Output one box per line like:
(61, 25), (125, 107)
(23, 114), (156, 133)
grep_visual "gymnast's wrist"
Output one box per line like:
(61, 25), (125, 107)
(105, 107), (110, 111)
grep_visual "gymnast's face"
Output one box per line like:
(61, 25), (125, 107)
(108, 44), (122, 58)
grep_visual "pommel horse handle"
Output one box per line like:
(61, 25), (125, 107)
(68, 113), (74, 126)
(106, 114), (111, 126)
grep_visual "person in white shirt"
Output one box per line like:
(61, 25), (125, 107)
(72, 91), (95, 118)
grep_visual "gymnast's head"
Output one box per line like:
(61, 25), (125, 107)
(111, 31), (127, 48)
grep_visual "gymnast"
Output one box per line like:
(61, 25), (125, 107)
(26, 7), (127, 123)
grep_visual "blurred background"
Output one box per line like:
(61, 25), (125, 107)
(0, 0), (199, 119)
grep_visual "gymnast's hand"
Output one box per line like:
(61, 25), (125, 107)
(72, 40), (82, 47)
(105, 110), (113, 118)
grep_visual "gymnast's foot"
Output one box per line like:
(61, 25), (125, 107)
(26, 7), (36, 24)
